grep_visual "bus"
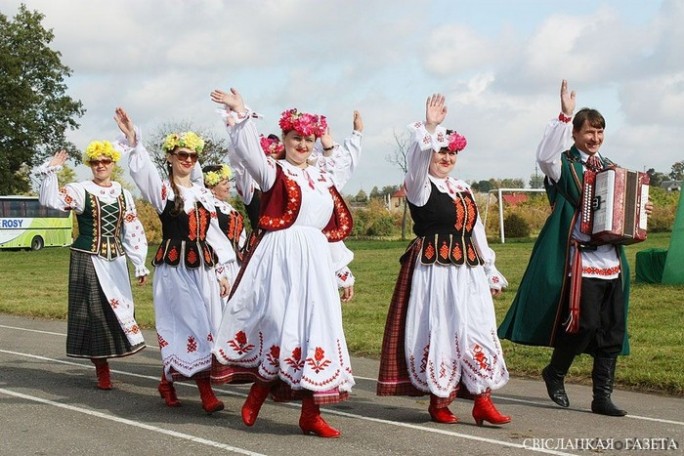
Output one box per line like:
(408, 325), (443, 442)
(0, 196), (73, 250)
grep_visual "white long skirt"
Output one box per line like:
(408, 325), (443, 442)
(213, 225), (355, 395)
(405, 262), (509, 396)
(154, 262), (223, 380)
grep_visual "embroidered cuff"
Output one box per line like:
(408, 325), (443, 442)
(336, 266), (355, 288)
(134, 264), (150, 278)
(484, 264), (508, 290)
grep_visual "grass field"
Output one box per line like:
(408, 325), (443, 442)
(1, 232), (682, 395)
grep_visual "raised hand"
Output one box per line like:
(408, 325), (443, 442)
(48, 150), (69, 168)
(425, 93), (447, 133)
(114, 107), (137, 145)
(352, 110), (364, 133)
(210, 88), (246, 115)
(560, 79), (576, 117)
(320, 127), (335, 153)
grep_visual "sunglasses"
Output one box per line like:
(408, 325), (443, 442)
(89, 159), (113, 166)
(171, 151), (199, 162)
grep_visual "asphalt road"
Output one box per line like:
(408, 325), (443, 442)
(1, 313), (682, 456)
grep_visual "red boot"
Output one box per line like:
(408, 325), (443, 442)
(472, 390), (511, 426)
(195, 377), (224, 414)
(299, 395), (341, 438)
(91, 358), (112, 390)
(158, 373), (181, 407)
(241, 382), (272, 426)
(428, 394), (459, 424)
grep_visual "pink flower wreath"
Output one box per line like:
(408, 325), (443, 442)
(259, 135), (285, 156)
(278, 108), (327, 137)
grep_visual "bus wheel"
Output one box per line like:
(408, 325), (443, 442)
(30, 236), (44, 251)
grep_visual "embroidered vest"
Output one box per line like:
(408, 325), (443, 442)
(258, 165), (353, 242)
(71, 191), (125, 260)
(408, 182), (483, 266)
(217, 207), (244, 259)
(154, 200), (217, 268)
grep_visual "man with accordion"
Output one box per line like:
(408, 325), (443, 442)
(498, 79), (652, 417)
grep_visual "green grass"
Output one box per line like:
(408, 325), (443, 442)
(1, 233), (682, 395)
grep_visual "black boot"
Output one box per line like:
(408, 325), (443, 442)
(591, 357), (627, 417)
(541, 346), (575, 408)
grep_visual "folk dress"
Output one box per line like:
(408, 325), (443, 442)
(120, 135), (237, 381)
(211, 196), (246, 310)
(36, 164), (148, 358)
(377, 122), (509, 402)
(211, 114), (355, 404)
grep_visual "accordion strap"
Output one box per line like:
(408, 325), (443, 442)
(563, 239), (583, 334)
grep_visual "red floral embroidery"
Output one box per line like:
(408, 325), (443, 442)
(420, 345), (429, 374)
(306, 347), (332, 373)
(167, 246), (179, 263)
(439, 241), (449, 261)
(266, 345), (280, 367)
(124, 213), (136, 223)
(454, 197), (465, 231)
(157, 333), (168, 348)
(424, 242), (435, 260)
(207, 333), (214, 343)
(467, 245), (477, 262)
(472, 344), (489, 370)
(464, 193), (477, 232)
(161, 184), (167, 201)
(130, 325), (139, 334)
(109, 298), (120, 309)
(582, 265), (621, 276)
(187, 336), (198, 353)
(285, 347), (305, 371)
(259, 176), (301, 229)
(337, 271), (349, 282)
(188, 209), (198, 241)
(187, 249), (198, 266)
(228, 331), (255, 355)
(451, 244), (463, 261)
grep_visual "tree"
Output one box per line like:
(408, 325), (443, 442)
(529, 166), (544, 189)
(354, 189), (368, 203)
(669, 161), (684, 181)
(145, 121), (231, 177)
(369, 186), (382, 200)
(385, 129), (411, 239)
(476, 180), (492, 192)
(646, 168), (667, 188)
(0, 5), (84, 194)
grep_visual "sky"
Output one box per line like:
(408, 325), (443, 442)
(3, 0), (683, 194)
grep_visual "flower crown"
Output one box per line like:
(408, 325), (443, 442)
(278, 108), (327, 137)
(83, 140), (121, 164)
(203, 164), (232, 187)
(162, 131), (205, 154)
(259, 134), (285, 156)
(435, 129), (467, 153)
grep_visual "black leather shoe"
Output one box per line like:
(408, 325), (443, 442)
(542, 366), (569, 408)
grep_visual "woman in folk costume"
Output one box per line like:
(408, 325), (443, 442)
(113, 108), (235, 414)
(377, 94), (511, 426)
(201, 163), (246, 310)
(36, 144), (149, 390)
(209, 87), (355, 438)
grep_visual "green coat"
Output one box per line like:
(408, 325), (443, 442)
(497, 147), (631, 355)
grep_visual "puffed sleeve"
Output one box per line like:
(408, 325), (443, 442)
(117, 127), (166, 213)
(329, 241), (355, 287)
(120, 189), (150, 277)
(35, 161), (86, 214)
(537, 118), (573, 184)
(404, 121), (446, 207)
(226, 113), (277, 192)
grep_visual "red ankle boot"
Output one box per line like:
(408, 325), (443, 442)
(158, 374), (181, 407)
(299, 395), (341, 438)
(91, 358), (112, 390)
(195, 377), (224, 414)
(472, 390), (511, 426)
(241, 382), (272, 426)
(428, 394), (459, 424)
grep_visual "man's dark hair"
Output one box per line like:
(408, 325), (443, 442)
(573, 108), (605, 131)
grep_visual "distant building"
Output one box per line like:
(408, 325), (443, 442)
(386, 187), (406, 212)
(660, 180), (681, 192)
(501, 193), (528, 206)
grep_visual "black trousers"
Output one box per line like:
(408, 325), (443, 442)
(556, 276), (625, 358)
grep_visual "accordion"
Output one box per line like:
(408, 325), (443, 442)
(580, 167), (649, 245)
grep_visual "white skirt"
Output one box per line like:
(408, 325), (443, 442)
(405, 262), (509, 396)
(213, 225), (355, 394)
(154, 262), (223, 380)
